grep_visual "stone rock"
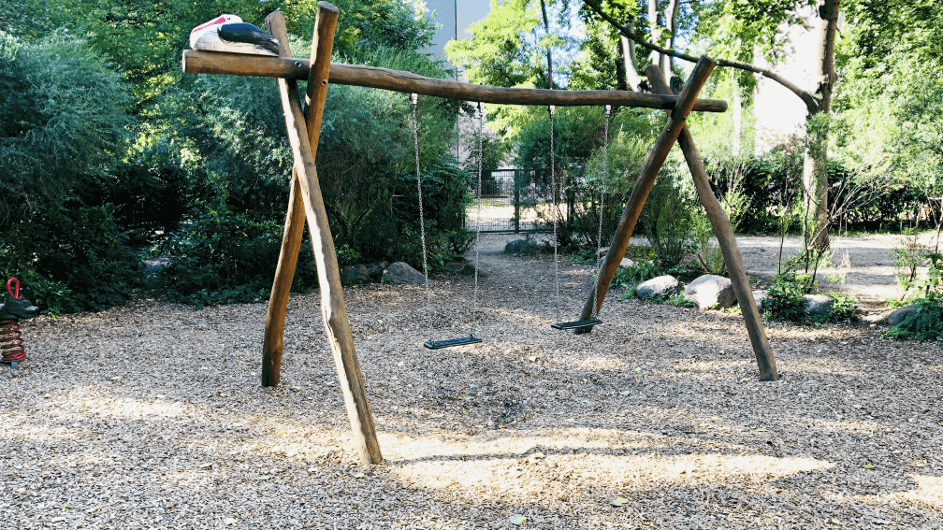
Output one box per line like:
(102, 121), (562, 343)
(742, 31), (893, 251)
(683, 274), (735, 311)
(636, 275), (680, 300)
(384, 262), (427, 285)
(887, 305), (919, 326)
(143, 257), (172, 273)
(751, 290), (768, 311)
(803, 294), (835, 318)
(594, 247), (634, 268)
(341, 264), (371, 285)
(505, 238), (538, 255)
(365, 261), (389, 280)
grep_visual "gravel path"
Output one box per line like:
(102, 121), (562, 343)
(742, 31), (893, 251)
(2, 233), (941, 529)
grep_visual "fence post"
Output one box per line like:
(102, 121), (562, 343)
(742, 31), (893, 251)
(514, 170), (521, 233)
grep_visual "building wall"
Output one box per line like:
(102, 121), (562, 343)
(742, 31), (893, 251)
(423, 0), (491, 71)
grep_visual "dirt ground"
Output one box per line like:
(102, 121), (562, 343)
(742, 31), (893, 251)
(2, 233), (941, 529)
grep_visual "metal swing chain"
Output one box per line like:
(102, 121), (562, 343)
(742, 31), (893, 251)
(474, 103), (484, 312)
(549, 105), (560, 321)
(410, 93), (431, 308)
(590, 105), (611, 319)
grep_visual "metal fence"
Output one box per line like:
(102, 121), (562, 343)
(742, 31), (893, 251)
(466, 168), (562, 233)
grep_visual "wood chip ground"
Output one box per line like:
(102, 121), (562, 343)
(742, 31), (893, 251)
(2, 234), (941, 529)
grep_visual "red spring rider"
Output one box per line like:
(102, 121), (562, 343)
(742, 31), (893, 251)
(1, 278), (39, 369)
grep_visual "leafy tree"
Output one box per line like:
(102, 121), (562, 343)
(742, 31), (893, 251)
(835, 0), (943, 218)
(581, 0), (840, 252)
(0, 30), (133, 228)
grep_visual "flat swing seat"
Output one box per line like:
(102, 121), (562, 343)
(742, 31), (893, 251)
(424, 335), (482, 350)
(551, 317), (602, 331)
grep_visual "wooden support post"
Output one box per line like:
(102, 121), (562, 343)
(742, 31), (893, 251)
(265, 9), (382, 464)
(261, 173), (305, 387)
(261, 2), (339, 387)
(574, 56), (717, 334)
(646, 65), (778, 381)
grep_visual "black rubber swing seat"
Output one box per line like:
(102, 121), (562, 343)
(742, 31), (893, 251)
(551, 317), (602, 331)
(424, 335), (482, 350)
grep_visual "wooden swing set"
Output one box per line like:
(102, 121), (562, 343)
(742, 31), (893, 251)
(182, 3), (778, 465)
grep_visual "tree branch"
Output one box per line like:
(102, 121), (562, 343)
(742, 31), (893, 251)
(581, 0), (820, 115)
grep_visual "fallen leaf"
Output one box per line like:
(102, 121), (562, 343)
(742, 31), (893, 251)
(255, 475), (270, 481)
(863, 463), (874, 470)
(632, 368), (641, 372)
(611, 497), (629, 507)
(757, 428), (768, 432)
(354, 472), (365, 478)
(509, 515), (526, 525)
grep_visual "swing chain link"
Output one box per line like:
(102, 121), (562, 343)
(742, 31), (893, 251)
(474, 102), (484, 313)
(549, 105), (560, 321)
(591, 105), (611, 319)
(411, 93), (431, 307)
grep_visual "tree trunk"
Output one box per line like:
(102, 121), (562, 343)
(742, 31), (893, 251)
(665, 0), (679, 74)
(803, 0), (840, 251)
(621, 19), (644, 90)
(732, 72), (742, 155)
(540, 0), (553, 89)
(648, 0), (664, 69)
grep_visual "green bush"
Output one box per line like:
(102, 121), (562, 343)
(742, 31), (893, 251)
(884, 253), (943, 341)
(612, 259), (661, 289)
(153, 203), (318, 307)
(0, 31), (132, 229)
(762, 273), (859, 325)
(826, 293), (859, 323)
(884, 293), (943, 341)
(763, 272), (810, 324)
(638, 171), (696, 269)
(0, 205), (140, 314)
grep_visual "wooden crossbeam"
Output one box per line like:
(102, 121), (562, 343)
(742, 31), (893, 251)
(181, 50), (728, 111)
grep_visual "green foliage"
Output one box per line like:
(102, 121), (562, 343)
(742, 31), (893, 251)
(692, 0), (815, 63)
(884, 251), (943, 340)
(826, 292), (859, 324)
(638, 170), (696, 269)
(445, 0), (548, 90)
(612, 259), (661, 289)
(762, 271), (858, 324)
(667, 293), (695, 308)
(763, 272), (811, 324)
(883, 293), (943, 342)
(0, 30), (133, 228)
(0, 205), (140, 315)
(153, 203), (318, 307)
(892, 232), (935, 299)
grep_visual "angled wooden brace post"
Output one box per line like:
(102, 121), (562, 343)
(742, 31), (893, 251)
(262, 5), (335, 386)
(573, 56), (717, 333)
(646, 65), (778, 382)
(264, 6), (383, 464)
